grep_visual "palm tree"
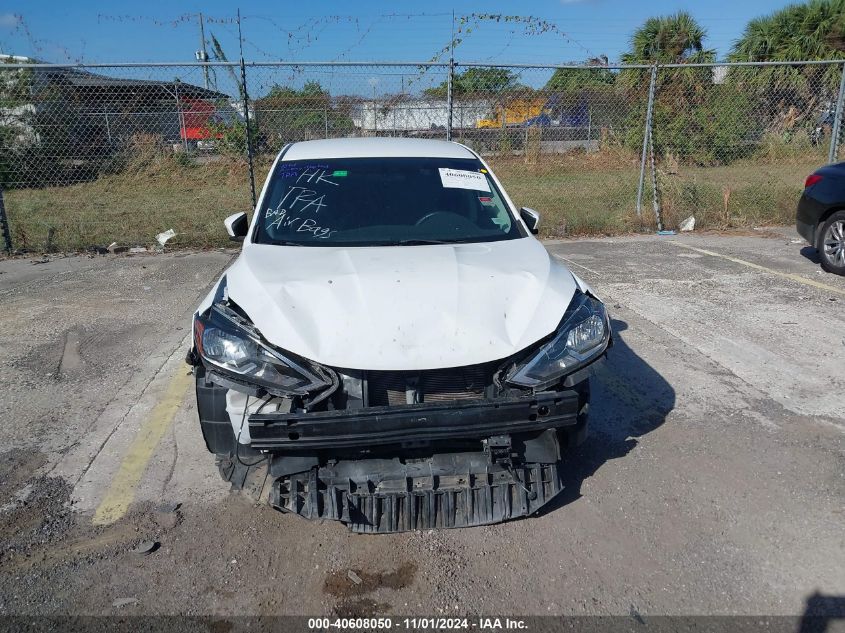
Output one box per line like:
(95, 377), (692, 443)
(622, 11), (716, 65)
(730, 0), (845, 62)
(618, 13), (747, 166)
(619, 11), (715, 97)
(727, 0), (845, 137)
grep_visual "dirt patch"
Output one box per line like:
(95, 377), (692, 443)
(12, 321), (156, 382)
(323, 563), (417, 598)
(0, 497), (187, 613)
(332, 597), (394, 618)
(0, 449), (47, 500)
(0, 476), (75, 565)
(323, 563), (417, 617)
(12, 337), (65, 378)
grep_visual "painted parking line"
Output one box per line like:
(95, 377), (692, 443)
(551, 254), (602, 277)
(669, 241), (845, 297)
(92, 367), (194, 526)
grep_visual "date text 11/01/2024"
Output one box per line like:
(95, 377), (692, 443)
(307, 618), (528, 630)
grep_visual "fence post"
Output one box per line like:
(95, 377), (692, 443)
(828, 62), (845, 164)
(240, 61), (257, 210)
(446, 12), (455, 141)
(0, 187), (12, 254)
(446, 60), (455, 141)
(175, 80), (188, 154)
(636, 64), (658, 218)
(237, 10), (257, 210)
(648, 121), (662, 231)
(104, 111), (112, 145)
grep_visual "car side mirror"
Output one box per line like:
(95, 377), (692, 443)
(520, 207), (540, 235)
(224, 212), (249, 242)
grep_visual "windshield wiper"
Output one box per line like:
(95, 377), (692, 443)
(396, 238), (477, 246)
(396, 239), (451, 245)
(263, 239), (306, 246)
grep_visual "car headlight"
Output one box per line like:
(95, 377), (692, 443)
(506, 292), (610, 389)
(194, 305), (330, 396)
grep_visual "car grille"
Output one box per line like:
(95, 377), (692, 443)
(367, 364), (492, 406)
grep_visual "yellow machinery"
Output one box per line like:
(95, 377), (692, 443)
(476, 97), (548, 129)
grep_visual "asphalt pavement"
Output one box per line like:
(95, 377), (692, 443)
(0, 228), (842, 619)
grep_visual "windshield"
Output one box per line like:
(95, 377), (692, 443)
(254, 157), (525, 246)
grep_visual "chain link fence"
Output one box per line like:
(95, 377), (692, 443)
(1, 59), (842, 252)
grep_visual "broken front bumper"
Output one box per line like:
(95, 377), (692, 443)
(248, 390), (580, 450)
(252, 390), (586, 532)
(272, 459), (565, 533)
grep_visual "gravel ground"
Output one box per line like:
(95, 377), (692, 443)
(0, 230), (842, 620)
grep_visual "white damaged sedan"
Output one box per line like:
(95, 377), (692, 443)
(187, 138), (611, 532)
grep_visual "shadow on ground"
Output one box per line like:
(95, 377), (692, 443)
(800, 245), (821, 264)
(538, 318), (676, 516)
(800, 592), (845, 632)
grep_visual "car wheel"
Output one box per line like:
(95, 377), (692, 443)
(818, 210), (845, 276)
(558, 378), (590, 449)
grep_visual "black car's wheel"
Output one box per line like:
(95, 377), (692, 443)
(818, 210), (845, 276)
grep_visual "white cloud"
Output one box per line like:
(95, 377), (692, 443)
(0, 14), (20, 28)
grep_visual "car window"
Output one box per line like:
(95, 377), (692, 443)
(254, 157), (525, 246)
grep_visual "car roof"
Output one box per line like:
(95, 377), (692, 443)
(281, 137), (477, 161)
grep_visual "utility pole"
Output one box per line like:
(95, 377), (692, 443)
(196, 12), (210, 89)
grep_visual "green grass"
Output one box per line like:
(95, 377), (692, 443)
(489, 152), (815, 237)
(4, 150), (816, 252)
(5, 156), (274, 252)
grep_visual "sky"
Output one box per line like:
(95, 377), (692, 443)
(1, 0), (797, 66)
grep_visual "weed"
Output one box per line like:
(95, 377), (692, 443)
(5, 150), (809, 250)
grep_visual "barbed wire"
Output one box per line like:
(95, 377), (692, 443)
(8, 13), (82, 63)
(96, 13), (238, 26)
(331, 17), (384, 62)
(16, 11), (600, 67)
(456, 14), (596, 60)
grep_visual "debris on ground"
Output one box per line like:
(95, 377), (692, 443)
(657, 230), (676, 236)
(154, 502), (182, 529)
(31, 258), (50, 265)
(128, 247), (148, 254)
(107, 242), (129, 254)
(112, 597), (139, 608)
(155, 229), (176, 247)
(87, 245), (109, 255)
(131, 540), (159, 556)
(347, 570), (363, 585)
(679, 216), (696, 232)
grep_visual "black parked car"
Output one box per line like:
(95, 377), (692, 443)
(797, 164), (845, 276)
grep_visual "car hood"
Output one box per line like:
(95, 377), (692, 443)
(216, 238), (578, 370)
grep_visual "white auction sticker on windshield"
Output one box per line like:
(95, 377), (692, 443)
(439, 168), (490, 192)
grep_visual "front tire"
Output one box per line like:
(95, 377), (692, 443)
(558, 378), (590, 449)
(818, 210), (845, 276)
